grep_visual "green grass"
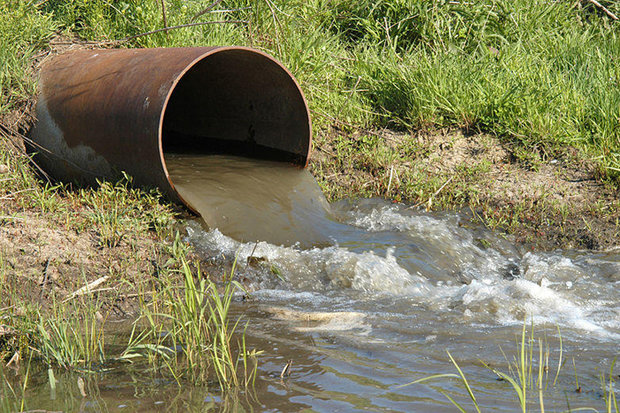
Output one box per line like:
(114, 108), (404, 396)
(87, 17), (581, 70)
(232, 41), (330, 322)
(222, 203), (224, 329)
(122, 252), (259, 389)
(1, 139), (177, 248)
(33, 296), (107, 371)
(3, 0), (614, 182)
(600, 357), (619, 413)
(0, 2), (618, 406)
(1, 0), (618, 380)
(400, 320), (616, 412)
(337, 1), (620, 177)
(0, 1), (55, 115)
(0, 234), (257, 389)
(66, 174), (177, 247)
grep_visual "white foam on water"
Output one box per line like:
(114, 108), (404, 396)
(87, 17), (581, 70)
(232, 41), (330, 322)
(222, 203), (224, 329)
(521, 252), (585, 283)
(342, 204), (518, 281)
(250, 289), (330, 305)
(341, 204), (620, 337)
(188, 224), (431, 295)
(185, 201), (620, 340)
(435, 259), (620, 339)
(347, 204), (446, 231)
(456, 278), (612, 335)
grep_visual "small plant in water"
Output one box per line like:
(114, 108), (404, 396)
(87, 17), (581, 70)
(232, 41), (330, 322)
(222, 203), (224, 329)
(601, 358), (619, 413)
(399, 319), (613, 412)
(122, 255), (259, 389)
(399, 350), (482, 413)
(34, 297), (107, 371)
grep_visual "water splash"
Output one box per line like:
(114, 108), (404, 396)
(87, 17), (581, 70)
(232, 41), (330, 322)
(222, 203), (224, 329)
(167, 154), (620, 341)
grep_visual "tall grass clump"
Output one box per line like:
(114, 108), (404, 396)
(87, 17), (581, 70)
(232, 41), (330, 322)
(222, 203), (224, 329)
(400, 319), (616, 412)
(0, 1), (55, 115)
(32, 296), (108, 372)
(123, 250), (258, 389)
(1, 244), (258, 391)
(326, 0), (620, 178)
(1, 291), (110, 374)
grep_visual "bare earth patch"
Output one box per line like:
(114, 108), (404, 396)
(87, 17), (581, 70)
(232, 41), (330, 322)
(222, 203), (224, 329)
(311, 127), (620, 251)
(0, 210), (169, 318)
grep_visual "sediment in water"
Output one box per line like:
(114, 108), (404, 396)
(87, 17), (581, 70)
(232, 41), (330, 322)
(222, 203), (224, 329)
(165, 153), (342, 247)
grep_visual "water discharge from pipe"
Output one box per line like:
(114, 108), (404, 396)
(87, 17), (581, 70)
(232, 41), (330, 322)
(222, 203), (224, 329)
(164, 148), (619, 345)
(28, 47), (620, 344)
(28, 47), (312, 207)
(165, 153), (341, 247)
(26, 47), (620, 412)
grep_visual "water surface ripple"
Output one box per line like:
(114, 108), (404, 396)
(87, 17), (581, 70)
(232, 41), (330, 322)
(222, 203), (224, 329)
(168, 154), (619, 412)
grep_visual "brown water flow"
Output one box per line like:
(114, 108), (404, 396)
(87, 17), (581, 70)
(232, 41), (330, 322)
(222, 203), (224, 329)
(7, 154), (619, 412)
(165, 154), (344, 247)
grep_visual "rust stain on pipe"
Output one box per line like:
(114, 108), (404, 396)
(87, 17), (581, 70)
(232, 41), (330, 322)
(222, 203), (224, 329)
(29, 47), (312, 208)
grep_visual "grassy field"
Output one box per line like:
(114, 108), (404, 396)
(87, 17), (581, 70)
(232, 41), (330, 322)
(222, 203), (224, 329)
(3, 1), (620, 177)
(33, 1), (620, 249)
(1, 0), (620, 396)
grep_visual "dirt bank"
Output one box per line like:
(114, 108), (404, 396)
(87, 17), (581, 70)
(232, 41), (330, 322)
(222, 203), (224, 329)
(311, 127), (619, 251)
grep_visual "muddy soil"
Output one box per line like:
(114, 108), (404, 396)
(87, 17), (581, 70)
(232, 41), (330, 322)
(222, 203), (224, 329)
(311, 127), (619, 251)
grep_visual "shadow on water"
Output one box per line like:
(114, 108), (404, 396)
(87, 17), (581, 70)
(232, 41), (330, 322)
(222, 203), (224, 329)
(0, 362), (262, 412)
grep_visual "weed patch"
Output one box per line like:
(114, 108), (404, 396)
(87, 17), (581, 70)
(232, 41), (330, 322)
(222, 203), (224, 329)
(400, 320), (618, 412)
(0, 236), (258, 392)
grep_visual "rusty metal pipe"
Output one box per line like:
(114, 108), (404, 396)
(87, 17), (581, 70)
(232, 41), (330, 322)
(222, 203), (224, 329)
(29, 47), (312, 208)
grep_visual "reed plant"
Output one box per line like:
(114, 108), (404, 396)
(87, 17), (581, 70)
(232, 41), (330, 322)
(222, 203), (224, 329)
(602, 359), (619, 413)
(401, 350), (482, 413)
(0, 356), (32, 413)
(399, 319), (615, 412)
(33, 296), (108, 372)
(123, 255), (259, 389)
(1, 234), (256, 391)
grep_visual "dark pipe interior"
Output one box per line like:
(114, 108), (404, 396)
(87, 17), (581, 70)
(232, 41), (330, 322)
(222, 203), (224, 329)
(162, 49), (310, 165)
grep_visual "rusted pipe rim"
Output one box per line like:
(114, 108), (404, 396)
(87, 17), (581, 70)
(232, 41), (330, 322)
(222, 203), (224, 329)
(158, 46), (312, 211)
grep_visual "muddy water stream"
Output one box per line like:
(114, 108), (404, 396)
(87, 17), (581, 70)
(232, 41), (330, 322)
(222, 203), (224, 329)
(165, 154), (341, 247)
(166, 154), (620, 412)
(5, 155), (617, 412)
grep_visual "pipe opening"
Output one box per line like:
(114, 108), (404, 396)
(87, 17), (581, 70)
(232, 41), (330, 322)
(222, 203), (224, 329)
(161, 48), (311, 166)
